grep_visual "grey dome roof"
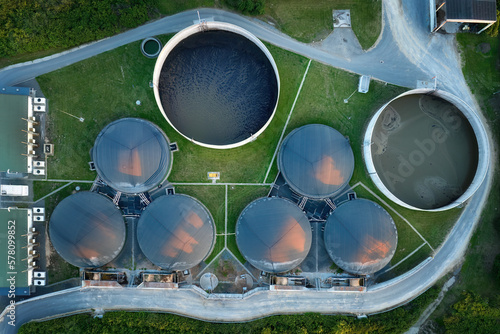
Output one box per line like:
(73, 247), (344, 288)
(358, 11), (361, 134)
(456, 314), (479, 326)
(278, 124), (354, 199)
(93, 118), (171, 194)
(236, 197), (312, 273)
(49, 192), (126, 268)
(137, 194), (215, 271)
(324, 199), (398, 275)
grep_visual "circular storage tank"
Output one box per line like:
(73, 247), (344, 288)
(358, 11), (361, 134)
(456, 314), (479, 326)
(364, 89), (489, 211)
(141, 37), (162, 58)
(278, 124), (355, 199)
(153, 22), (280, 149)
(137, 194), (215, 271)
(49, 191), (126, 268)
(236, 197), (312, 273)
(93, 118), (172, 194)
(324, 199), (397, 275)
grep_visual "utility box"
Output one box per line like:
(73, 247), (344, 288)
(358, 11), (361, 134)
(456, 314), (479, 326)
(358, 75), (371, 93)
(1, 185), (29, 196)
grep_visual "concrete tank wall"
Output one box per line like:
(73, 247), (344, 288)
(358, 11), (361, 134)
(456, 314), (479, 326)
(363, 88), (490, 211)
(153, 21), (280, 149)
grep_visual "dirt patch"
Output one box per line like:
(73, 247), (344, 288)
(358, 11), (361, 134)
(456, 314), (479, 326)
(477, 43), (491, 54)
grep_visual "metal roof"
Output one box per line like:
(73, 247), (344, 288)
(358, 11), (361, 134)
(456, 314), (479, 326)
(137, 194), (215, 271)
(49, 192), (126, 268)
(93, 118), (171, 194)
(446, 0), (497, 21)
(278, 124), (354, 199)
(324, 199), (398, 275)
(236, 197), (312, 273)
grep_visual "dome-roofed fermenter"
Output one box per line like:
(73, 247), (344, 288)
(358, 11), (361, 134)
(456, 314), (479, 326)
(236, 197), (312, 273)
(92, 118), (172, 194)
(278, 124), (355, 199)
(153, 22), (280, 149)
(137, 194), (215, 271)
(324, 199), (398, 275)
(49, 191), (126, 268)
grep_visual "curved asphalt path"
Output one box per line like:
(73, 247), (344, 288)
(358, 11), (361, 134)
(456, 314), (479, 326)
(0, 0), (494, 332)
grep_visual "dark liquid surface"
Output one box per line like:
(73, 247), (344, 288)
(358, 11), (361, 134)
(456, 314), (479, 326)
(158, 30), (278, 146)
(371, 94), (479, 209)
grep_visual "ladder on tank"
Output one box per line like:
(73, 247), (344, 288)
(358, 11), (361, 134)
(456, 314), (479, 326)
(324, 198), (336, 211)
(138, 193), (150, 206)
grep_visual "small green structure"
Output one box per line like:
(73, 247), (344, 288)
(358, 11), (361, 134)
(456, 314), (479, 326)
(0, 88), (31, 173)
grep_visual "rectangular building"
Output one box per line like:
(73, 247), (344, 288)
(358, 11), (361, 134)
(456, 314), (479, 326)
(0, 208), (33, 296)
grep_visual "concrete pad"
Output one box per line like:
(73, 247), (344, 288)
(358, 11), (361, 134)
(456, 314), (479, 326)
(333, 10), (351, 28)
(316, 28), (363, 60)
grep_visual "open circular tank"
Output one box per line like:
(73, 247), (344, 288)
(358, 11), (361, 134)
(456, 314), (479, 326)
(49, 192), (126, 268)
(141, 37), (162, 58)
(153, 22), (280, 149)
(92, 118), (172, 194)
(137, 194), (215, 271)
(278, 124), (355, 199)
(324, 199), (398, 275)
(364, 89), (489, 211)
(236, 197), (312, 273)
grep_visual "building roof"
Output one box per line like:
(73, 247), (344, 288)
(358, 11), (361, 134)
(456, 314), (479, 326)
(278, 124), (354, 199)
(92, 118), (171, 194)
(0, 209), (30, 295)
(137, 194), (215, 271)
(0, 92), (29, 173)
(324, 199), (398, 275)
(446, 0), (497, 21)
(49, 192), (126, 268)
(236, 197), (312, 273)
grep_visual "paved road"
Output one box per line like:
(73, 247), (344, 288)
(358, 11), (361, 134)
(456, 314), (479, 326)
(0, 3), (434, 90)
(0, 0), (494, 332)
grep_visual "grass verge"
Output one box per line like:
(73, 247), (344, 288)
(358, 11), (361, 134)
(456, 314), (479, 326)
(174, 185), (226, 234)
(264, 0), (382, 49)
(19, 283), (442, 333)
(37, 40), (308, 183)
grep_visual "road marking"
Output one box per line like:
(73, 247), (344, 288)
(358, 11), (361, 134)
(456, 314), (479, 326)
(35, 182), (73, 202)
(263, 59), (312, 183)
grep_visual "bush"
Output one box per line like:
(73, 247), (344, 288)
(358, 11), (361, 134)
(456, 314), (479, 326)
(224, 0), (265, 15)
(443, 292), (500, 333)
(0, 0), (158, 58)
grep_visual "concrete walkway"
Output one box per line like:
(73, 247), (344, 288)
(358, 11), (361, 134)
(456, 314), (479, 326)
(0, 1), (494, 333)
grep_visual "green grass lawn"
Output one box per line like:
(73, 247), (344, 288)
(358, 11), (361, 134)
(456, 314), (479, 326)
(37, 33), (468, 283)
(227, 185), (270, 233)
(264, 0), (382, 49)
(205, 235), (225, 264)
(38, 39), (308, 183)
(156, 0), (216, 16)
